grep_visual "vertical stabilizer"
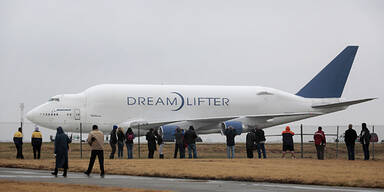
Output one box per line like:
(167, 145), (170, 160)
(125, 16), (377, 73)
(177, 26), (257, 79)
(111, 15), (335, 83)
(296, 46), (358, 98)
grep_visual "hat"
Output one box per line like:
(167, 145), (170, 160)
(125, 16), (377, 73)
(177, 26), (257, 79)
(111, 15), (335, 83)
(35, 126), (39, 131)
(113, 125), (118, 130)
(285, 126), (290, 131)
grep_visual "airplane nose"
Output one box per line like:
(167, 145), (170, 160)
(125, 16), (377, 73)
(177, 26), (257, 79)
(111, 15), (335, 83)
(26, 109), (38, 123)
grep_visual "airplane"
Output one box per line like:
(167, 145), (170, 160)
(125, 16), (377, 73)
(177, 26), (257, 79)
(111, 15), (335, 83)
(26, 46), (375, 141)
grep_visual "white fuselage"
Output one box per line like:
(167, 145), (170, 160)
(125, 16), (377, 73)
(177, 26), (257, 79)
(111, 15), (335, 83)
(26, 84), (343, 133)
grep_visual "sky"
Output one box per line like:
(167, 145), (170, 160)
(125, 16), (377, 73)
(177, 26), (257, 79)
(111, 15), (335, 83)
(1, 0), (384, 134)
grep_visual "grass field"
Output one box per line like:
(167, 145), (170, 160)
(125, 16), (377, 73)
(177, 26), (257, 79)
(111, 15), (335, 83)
(0, 180), (170, 192)
(0, 142), (383, 188)
(0, 142), (383, 160)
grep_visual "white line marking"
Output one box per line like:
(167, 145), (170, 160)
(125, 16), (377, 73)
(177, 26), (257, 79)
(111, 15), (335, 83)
(254, 183), (381, 192)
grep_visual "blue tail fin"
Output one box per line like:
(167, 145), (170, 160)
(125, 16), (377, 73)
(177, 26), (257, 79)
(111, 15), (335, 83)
(296, 46), (359, 98)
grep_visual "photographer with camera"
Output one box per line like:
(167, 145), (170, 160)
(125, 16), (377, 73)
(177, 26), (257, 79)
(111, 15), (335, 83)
(84, 125), (105, 177)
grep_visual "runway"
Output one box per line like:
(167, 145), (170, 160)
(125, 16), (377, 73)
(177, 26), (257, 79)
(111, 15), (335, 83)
(0, 167), (382, 192)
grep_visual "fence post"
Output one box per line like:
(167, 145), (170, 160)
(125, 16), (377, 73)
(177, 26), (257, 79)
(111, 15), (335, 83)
(138, 124), (141, 159)
(336, 126), (339, 159)
(80, 123), (82, 159)
(372, 125), (375, 160)
(301, 124), (303, 158)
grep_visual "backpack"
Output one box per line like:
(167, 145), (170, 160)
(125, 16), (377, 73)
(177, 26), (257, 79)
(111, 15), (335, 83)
(370, 133), (378, 142)
(127, 134), (134, 141)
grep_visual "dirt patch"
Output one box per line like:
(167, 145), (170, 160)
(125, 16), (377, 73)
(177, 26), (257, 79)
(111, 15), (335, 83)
(0, 179), (170, 192)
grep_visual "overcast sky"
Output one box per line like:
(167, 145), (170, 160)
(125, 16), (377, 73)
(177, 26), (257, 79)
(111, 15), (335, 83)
(1, 0), (384, 128)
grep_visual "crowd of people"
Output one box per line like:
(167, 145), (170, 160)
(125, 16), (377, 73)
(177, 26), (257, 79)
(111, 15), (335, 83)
(11, 122), (375, 177)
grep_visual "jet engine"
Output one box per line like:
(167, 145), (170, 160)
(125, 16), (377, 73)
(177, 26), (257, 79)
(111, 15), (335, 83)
(160, 125), (183, 142)
(221, 121), (243, 135)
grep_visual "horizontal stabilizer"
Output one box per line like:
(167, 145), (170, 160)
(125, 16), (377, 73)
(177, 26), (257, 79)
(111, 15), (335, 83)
(312, 98), (376, 109)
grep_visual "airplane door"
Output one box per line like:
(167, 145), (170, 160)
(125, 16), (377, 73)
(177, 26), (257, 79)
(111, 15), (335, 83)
(74, 108), (81, 120)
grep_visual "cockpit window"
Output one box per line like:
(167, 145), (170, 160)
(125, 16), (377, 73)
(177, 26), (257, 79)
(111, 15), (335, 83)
(48, 98), (60, 102)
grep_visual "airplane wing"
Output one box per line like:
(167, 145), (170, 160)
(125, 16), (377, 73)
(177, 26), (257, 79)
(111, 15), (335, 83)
(244, 112), (323, 123)
(312, 98), (376, 109)
(118, 117), (238, 130)
(118, 120), (180, 130)
(119, 112), (322, 130)
(244, 112), (323, 119)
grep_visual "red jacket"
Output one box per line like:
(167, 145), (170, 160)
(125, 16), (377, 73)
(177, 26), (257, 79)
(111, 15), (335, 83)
(314, 130), (326, 145)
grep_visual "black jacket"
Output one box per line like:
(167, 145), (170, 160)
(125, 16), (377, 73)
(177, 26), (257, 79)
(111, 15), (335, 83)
(344, 128), (357, 145)
(282, 132), (294, 146)
(246, 131), (256, 148)
(157, 135), (163, 145)
(360, 129), (370, 145)
(146, 131), (157, 151)
(254, 129), (266, 143)
(174, 131), (184, 145)
(54, 127), (71, 169)
(117, 130), (125, 144)
(224, 129), (236, 146)
(184, 130), (197, 145)
(110, 129), (117, 145)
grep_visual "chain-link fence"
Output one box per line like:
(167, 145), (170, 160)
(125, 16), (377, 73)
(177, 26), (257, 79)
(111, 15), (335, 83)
(1, 122), (382, 159)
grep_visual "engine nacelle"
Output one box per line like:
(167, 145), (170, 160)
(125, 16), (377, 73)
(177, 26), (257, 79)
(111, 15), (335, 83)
(222, 121), (243, 135)
(160, 125), (182, 142)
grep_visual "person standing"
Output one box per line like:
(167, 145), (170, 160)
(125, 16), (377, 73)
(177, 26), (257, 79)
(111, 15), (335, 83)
(224, 126), (236, 159)
(344, 124), (357, 160)
(13, 127), (24, 159)
(117, 127), (125, 159)
(282, 126), (295, 159)
(52, 127), (71, 177)
(246, 129), (256, 158)
(360, 123), (371, 160)
(109, 125), (117, 159)
(314, 126), (326, 160)
(146, 128), (157, 159)
(255, 128), (267, 159)
(173, 127), (185, 158)
(184, 126), (198, 159)
(31, 126), (43, 159)
(84, 125), (105, 177)
(155, 129), (164, 159)
(125, 128), (134, 159)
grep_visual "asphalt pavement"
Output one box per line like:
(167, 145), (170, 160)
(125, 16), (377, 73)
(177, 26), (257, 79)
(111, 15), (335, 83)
(0, 167), (382, 192)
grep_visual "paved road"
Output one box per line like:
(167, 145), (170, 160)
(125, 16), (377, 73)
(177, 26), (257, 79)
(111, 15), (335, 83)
(0, 167), (382, 192)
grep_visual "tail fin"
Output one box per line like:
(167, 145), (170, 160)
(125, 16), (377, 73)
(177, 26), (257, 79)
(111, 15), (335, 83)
(296, 46), (359, 98)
